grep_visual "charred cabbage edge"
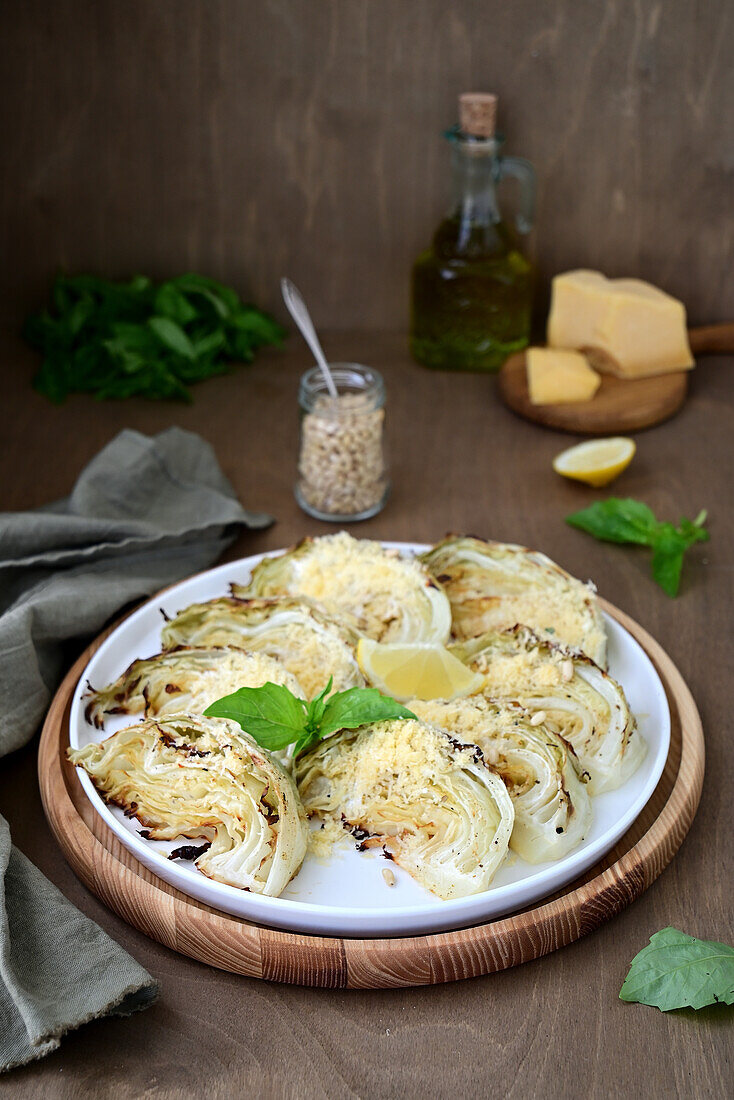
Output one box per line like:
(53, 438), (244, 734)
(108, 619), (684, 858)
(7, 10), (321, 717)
(296, 717), (514, 899)
(68, 714), (307, 896)
(166, 594), (364, 699)
(451, 626), (644, 794)
(409, 696), (593, 863)
(241, 533), (452, 644)
(421, 535), (607, 666)
(84, 645), (304, 728)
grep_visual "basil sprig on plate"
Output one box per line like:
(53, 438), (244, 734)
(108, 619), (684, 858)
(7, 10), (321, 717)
(204, 678), (416, 756)
(566, 498), (709, 596)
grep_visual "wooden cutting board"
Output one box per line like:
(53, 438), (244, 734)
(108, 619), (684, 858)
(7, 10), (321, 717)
(498, 324), (734, 435)
(38, 600), (704, 988)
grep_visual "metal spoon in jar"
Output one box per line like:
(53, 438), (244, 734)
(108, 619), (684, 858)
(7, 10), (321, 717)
(280, 278), (338, 399)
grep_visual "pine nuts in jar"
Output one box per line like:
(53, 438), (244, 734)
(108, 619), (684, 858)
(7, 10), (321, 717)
(295, 363), (389, 521)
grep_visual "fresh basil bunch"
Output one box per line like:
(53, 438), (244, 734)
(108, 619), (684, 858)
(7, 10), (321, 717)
(24, 273), (285, 402)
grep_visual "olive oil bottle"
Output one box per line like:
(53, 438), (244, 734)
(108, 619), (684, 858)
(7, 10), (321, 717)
(411, 93), (536, 371)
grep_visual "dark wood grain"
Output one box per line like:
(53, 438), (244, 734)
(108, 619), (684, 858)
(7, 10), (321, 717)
(0, 330), (732, 1097)
(1, 0), (734, 333)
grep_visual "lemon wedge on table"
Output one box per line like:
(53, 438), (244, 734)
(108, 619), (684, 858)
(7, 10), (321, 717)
(357, 639), (483, 703)
(553, 437), (636, 488)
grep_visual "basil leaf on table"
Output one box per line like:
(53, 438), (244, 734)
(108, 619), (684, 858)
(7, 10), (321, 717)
(566, 497), (659, 545)
(170, 273), (240, 315)
(620, 928), (734, 1011)
(650, 527), (693, 598)
(566, 498), (709, 596)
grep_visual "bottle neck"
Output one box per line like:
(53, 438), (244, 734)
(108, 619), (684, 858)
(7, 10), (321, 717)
(449, 137), (501, 230)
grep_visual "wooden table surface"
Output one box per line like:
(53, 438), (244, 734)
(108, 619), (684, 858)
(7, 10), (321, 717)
(1, 332), (731, 1098)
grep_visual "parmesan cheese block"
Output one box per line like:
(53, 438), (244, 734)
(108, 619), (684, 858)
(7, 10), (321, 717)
(526, 347), (601, 405)
(547, 270), (694, 378)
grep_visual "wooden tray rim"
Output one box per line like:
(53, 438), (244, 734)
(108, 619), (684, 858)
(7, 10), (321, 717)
(38, 598), (704, 989)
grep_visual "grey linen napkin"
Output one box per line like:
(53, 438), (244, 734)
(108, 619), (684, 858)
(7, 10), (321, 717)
(0, 426), (272, 1071)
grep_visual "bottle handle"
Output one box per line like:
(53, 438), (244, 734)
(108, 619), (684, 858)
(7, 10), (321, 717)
(497, 155), (536, 235)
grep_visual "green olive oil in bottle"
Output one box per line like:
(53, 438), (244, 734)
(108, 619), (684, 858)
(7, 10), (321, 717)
(411, 93), (536, 371)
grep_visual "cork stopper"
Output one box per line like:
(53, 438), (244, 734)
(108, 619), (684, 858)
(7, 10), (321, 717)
(459, 93), (497, 138)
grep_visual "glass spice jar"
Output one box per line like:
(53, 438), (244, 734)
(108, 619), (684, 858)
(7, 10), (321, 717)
(295, 363), (389, 522)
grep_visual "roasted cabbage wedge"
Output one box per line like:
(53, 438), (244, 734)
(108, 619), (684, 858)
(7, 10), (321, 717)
(68, 715), (308, 896)
(296, 718), (514, 899)
(421, 536), (607, 667)
(164, 595), (364, 699)
(410, 697), (592, 863)
(241, 532), (452, 644)
(84, 645), (304, 728)
(452, 627), (644, 794)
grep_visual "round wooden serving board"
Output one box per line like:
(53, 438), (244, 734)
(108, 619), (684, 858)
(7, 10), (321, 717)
(39, 600), (704, 989)
(497, 324), (734, 435)
(498, 352), (689, 435)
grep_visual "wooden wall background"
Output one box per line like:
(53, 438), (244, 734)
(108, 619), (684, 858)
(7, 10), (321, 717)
(2, 0), (733, 331)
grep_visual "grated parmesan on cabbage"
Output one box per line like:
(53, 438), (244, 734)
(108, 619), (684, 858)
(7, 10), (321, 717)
(84, 645), (304, 729)
(410, 696), (592, 863)
(452, 626), (644, 794)
(296, 718), (514, 899)
(422, 536), (607, 666)
(242, 533), (452, 644)
(69, 715), (308, 896)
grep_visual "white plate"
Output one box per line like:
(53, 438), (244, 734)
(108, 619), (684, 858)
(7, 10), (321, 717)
(69, 543), (670, 938)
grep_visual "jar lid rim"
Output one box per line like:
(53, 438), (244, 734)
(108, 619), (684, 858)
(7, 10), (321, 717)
(299, 363), (385, 405)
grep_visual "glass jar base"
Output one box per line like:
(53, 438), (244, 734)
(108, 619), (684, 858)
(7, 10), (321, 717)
(410, 335), (528, 372)
(294, 483), (390, 523)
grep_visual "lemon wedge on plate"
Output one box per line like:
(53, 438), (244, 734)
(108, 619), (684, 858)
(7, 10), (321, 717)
(553, 437), (636, 488)
(357, 639), (483, 702)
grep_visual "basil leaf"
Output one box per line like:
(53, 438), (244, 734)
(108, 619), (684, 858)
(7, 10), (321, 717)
(147, 316), (197, 361)
(227, 330), (256, 362)
(292, 730), (317, 756)
(650, 543), (685, 597)
(620, 928), (734, 1011)
(305, 678), (333, 732)
(319, 688), (416, 741)
(566, 497), (709, 598)
(171, 273), (240, 314)
(204, 682), (308, 751)
(566, 498), (658, 545)
(109, 320), (155, 346)
(193, 329), (226, 359)
(230, 307), (286, 347)
(66, 295), (95, 336)
(154, 283), (198, 326)
(676, 513), (710, 547)
(205, 679), (416, 756)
